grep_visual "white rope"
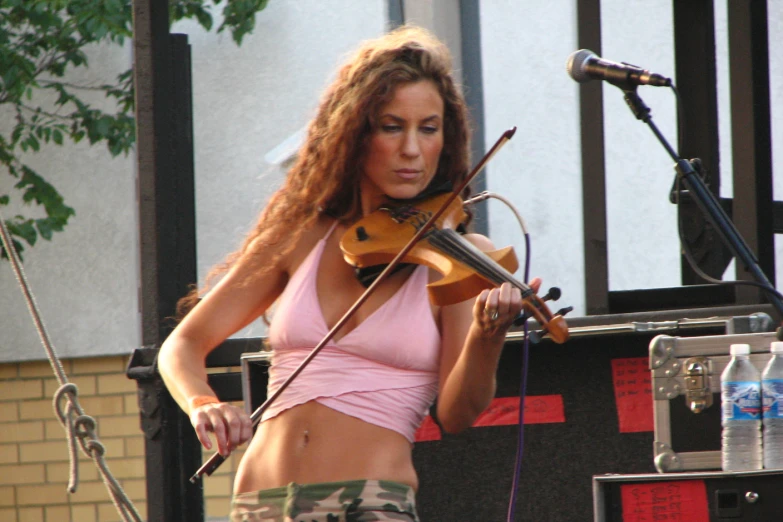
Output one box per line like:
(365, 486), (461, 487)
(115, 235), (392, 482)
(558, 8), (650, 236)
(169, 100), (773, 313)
(0, 211), (143, 522)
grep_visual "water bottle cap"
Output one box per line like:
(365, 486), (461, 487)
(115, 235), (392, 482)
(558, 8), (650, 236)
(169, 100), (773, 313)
(771, 342), (783, 354)
(730, 343), (751, 355)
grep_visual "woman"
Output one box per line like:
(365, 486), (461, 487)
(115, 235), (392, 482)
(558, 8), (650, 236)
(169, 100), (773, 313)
(158, 26), (536, 521)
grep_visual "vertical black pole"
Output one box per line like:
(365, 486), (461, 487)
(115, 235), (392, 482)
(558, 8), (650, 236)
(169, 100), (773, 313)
(672, 0), (733, 284)
(459, 0), (488, 236)
(577, 0), (610, 315)
(129, 2), (202, 521)
(727, 0), (775, 304)
(388, 0), (404, 27)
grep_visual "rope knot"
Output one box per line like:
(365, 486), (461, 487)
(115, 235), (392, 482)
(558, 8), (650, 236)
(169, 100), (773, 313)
(74, 414), (96, 436)
(53, 383), (79, 423)
(74, 415), (100, 454)
(84, 439), (106, 457)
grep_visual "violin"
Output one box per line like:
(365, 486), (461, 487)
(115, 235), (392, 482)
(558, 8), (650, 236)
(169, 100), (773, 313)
(340, 191), (570, 344)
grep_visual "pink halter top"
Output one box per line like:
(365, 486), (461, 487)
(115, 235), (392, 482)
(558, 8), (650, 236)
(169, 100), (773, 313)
(263, 222), (441, 442)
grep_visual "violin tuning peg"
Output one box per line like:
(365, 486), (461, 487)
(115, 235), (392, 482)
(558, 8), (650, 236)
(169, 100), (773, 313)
(541, 287), (562, 302)
(556, 306), (573, 317)
(528, 329), (547, 344)
(513, 311), (531, 327)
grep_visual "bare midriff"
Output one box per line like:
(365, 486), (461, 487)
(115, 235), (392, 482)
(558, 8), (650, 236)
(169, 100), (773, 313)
(232, 400), (418, 495)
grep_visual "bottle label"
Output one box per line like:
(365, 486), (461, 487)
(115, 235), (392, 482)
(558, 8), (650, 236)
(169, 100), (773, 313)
(763, 378), (783, 419)
(722, 380), (761, 420)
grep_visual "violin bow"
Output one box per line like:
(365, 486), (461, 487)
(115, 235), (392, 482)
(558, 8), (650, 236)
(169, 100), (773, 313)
(190, 127), (516, 482)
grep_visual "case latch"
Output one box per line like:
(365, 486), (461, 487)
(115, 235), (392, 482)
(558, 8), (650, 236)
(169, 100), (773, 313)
(684, 357), (712, 413)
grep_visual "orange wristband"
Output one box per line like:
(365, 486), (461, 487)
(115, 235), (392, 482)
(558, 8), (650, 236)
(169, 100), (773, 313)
(189, 395), (220, 410)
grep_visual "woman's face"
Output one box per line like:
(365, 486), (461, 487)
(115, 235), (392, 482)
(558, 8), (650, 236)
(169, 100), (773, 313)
(360, 80), (445, 214)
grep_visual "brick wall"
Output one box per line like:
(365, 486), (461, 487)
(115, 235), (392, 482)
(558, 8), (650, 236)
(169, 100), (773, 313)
(0, 356), (242, 522)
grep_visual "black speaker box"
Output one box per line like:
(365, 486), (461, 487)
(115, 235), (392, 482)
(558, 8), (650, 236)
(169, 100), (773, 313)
(414, 331), (658, 521)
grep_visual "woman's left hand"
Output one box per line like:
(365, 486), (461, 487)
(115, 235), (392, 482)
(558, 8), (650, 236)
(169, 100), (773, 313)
(473, 278), (542, 336)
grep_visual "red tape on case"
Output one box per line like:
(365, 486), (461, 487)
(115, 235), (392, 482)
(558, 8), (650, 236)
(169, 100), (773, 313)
(620, 480), (709, 521)
(414, 395), (566, 442)
(612, 357), (654, 433)
(414, 415), (442, 442)
(473, 395), (565, 427)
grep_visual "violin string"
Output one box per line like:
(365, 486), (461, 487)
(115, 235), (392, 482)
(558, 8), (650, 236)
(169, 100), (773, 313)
(429, 231), (527, 295)
(428, 230), (552, 320)
(428, 229), (532, 294)
(426, 231), (503, 284)
(428, 230), (505, 283)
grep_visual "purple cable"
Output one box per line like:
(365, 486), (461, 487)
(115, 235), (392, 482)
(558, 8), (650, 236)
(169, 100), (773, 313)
(507, 232), (531, 522)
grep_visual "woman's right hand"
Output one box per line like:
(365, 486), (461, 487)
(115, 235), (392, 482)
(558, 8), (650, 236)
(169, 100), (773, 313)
(189, 401), (254, 456)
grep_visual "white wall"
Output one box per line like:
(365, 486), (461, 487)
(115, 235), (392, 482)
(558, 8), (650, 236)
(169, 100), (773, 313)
(481, 0), (783, 316)
(178, 0), (386, 339)
(0, 41), (138, 363)
(0, 1), (386, 362)
(481, 0), (586, 313)
(482, 0), (680, 315)
(2, 0), (782, 362)
(762, 0), (783, 290)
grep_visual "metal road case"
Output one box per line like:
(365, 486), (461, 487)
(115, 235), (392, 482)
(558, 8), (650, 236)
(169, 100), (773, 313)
(240, 350), (272, 416)
(649, 326), (778, 473)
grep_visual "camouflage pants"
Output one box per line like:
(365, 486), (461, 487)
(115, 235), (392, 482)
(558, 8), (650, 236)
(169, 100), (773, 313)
(229, 479), (420, 522)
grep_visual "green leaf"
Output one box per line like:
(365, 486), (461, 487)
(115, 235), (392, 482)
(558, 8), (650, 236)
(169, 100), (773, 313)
(195, 9), (213, 31)
(8, 218), (37, 246)
(14, 167), (75, 224)
(11, 123), (24, 144)
(35, 218), (53, 240)
(95, 116), (110, 136)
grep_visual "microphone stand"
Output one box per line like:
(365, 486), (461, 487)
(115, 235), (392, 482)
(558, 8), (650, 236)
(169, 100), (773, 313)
(621, 88), (783, 328)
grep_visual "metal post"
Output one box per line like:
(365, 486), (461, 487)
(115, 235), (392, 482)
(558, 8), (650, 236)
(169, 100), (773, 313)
(128, 1), (202, 521)
(672, 0), (733, 284)
(727, 0), (775, 304)
(576, 0), (610, 315)
(459, 0), (488, 236)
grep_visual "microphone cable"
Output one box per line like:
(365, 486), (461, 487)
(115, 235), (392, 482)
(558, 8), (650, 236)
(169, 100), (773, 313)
(463, 191), (532, 522)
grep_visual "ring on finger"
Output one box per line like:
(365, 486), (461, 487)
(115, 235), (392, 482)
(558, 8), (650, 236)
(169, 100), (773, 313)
(485, 308), (500, 321)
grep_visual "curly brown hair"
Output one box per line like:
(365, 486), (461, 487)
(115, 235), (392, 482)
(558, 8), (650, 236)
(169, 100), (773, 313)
(176, 25), (473, 319)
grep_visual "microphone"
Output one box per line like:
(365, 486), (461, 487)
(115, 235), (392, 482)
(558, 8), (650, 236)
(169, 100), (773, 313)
(566, 49), (672, 89)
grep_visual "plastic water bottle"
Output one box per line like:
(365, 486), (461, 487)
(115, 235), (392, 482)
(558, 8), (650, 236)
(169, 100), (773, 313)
(762, 341), (783, 469)
(721, 343), (762, 471)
